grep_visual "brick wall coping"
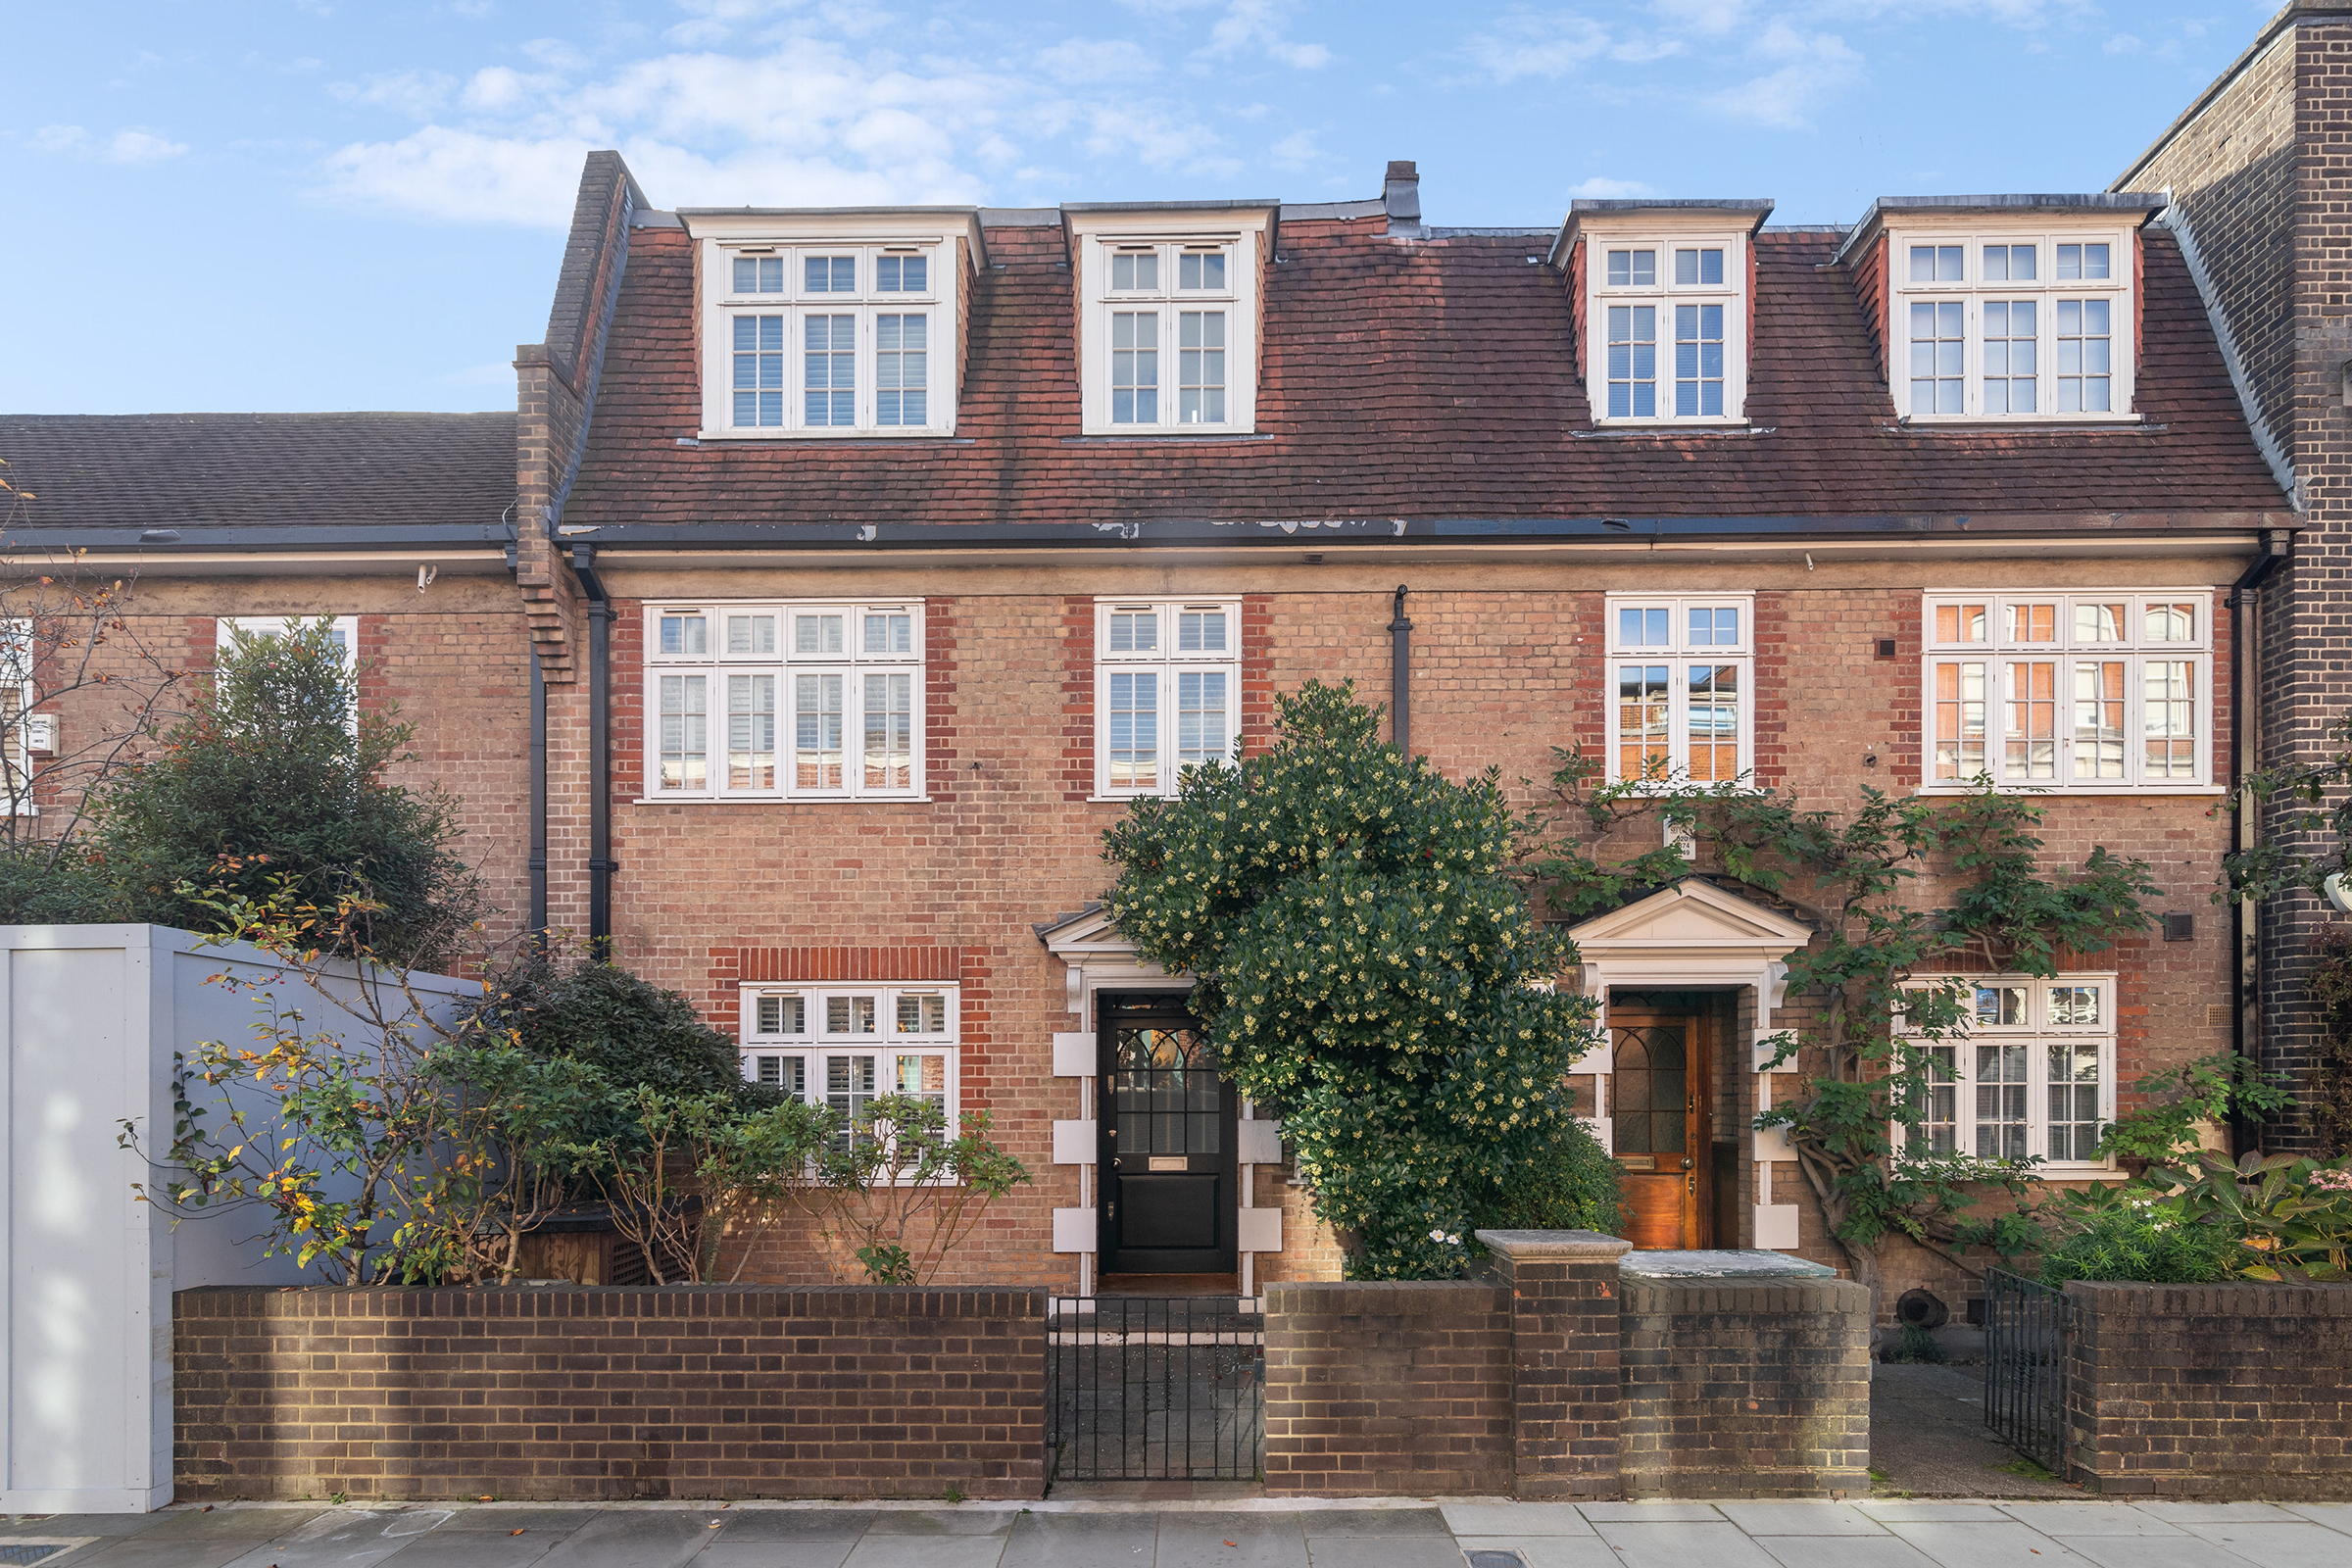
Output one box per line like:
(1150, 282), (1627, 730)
(1619, 1250), (1837, 1280)
(1261, 1280), (1509, 1315)
(2065, 1279), (2352, 1317)
(175, 1284), (1045, 1321)
(1475, 1228), (1634, 1261)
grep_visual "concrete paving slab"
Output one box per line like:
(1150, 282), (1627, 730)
(378, 1529), (565, 1568)
(2132, 1503), (2305, 1523)
(1300, 1509), (1449, 1536)
(998, 1511), (1156, 1567)
(1589, 1520), (1783, 1568)
(1438, 1504), (1597, 1538)
(2278, 1504), (2352, 1535)
(1301, 1538), (1461, 1568)
(1717, 1502), (1888, 1536)
(209, 1507), (453, 1568)
(1452, 1537), (1620, 1568)
(1754, 1538), (1940, 1568)
(1852, 1503), (2011, 1523)
(1154, 1512), (1309, 1568)
(429, 1508), (603, 1534)
(3, 1515), (169, 1539)
(1878, 1521), (2096, 1566)
(532, 1509), (732, 1568)
(838, 1537), (1009, 1568)
(862, 1510), (1018, 1537)
(1576, 1502), (1725, 1522)
(43, 1539), (253, 1568)
(1989, 1503), (2185, 1535)
(2171, 1524), (2352, 1568)
(711, 1513), (879, 1543)
(2052, 1535), (2260, 1568)
(136, 1508), (328, 1541)
(692, 1544), (858, 1568)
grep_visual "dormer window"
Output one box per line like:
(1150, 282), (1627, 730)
(685, 213), (978, 440)
(1889, 230), (2132, 421)
(1069, 207), (1269, 437)
(1574, 224), (1752, 426)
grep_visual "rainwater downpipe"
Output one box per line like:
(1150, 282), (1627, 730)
(572, 545), (617, 950)
(528, 647), (548, 946)
(1389, 584), (1412, 754)
(2228, 529), (2288, 1156)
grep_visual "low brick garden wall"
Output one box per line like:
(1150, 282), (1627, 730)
(173, 1285), (1047, 1502)
(1618, 1274), (1870, 1498)
(2067, 1281), (2352, 1499)
(1261, 1280), (1513, 1496)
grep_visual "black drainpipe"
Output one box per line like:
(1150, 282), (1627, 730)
(2227, 528), (2289, 1156)
(528, 647), (548, 947)
(1389, 584), (1412, 754)
(571, 545), (616, 951)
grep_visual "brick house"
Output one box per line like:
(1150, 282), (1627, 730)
(0, 146), (2294, 1305)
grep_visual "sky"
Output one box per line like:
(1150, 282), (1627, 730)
(1, 0), (2283, 415)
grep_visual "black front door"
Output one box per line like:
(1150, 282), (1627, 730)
(1099, 994), (1237, 1274)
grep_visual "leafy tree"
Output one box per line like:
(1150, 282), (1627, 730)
(1520, 754), (2158, 1299)
(87, 617), (481, 969)
(465, 943), (745, 1099)
(1102, 681), (1604, 1280)
(806, 1095), (1033, 1284)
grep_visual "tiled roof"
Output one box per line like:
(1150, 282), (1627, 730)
(0, 413), (516, 533)
(563, 218), (2287, 529)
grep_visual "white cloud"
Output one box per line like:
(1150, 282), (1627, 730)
(1570, 175), (1655, 197)
(1709, 21), (1862, 128)
(1652, 0), (1747, 31)
(2104, 32), (2142, 54)
(330, 71), (459, 118)
(31, 123), (188, 163)
(33, 124), (88, 154)
(1460, 12), (1642, 82)
(1200, 0), (1330, 69)
(1037, 37), (1158, 83)
(1268, 128), (1320, 169)
(462, 65), (560, 112)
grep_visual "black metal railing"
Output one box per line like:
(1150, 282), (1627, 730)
(1046, 1296), (1264, 1481)
(1983, 1268), (2074, 1476)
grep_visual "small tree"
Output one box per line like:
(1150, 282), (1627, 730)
(1102, 682), (1604, 1280)
(466, 944), (745, 1098)
(808, 1096), (1033, 1284)
(88, 617), (481, 969)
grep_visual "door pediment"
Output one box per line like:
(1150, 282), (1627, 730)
(1568, 877), (1813, 958)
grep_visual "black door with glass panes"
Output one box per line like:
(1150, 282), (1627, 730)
(1098, 994), (1238, 1274)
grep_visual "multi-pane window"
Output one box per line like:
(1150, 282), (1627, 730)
(1, 620), (38, 813)
(1089, 237), (1253, 433)
(711, 243), (944, 434)
(1923, 591), (2210, 790)
(645, 601), (922, 800)
(739, 985), (958, 1152)
(219, 616), (359, 734)
(1901, 976), (2115, 1171)
(1604, 596), (1752, 784)
(1096, 599), (1241, 798)
(1890, 232), (2131, 419)
(1588, 232), (1745, 424)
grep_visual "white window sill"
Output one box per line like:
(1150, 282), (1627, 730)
(1912, 783), (2222, 798)
(693, 427), (959, 442)
(1589, 416), (1751, 430)
(1892, 415), (2144, 429)
(1601, 778), (1765, 796)
(634, 795), (933, 807)
(1076, 426), (1260, 440)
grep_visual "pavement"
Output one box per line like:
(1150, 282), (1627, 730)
(7, 1497), (2352, 1568)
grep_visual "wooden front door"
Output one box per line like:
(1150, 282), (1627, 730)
(1609, 1009), (1712, 1250)
(1098, 995), (1239, 1274)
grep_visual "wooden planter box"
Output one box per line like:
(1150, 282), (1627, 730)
(511, 1203), (696, 1286)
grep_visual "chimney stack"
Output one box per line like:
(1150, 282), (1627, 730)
(1384, 161), (1423, 237)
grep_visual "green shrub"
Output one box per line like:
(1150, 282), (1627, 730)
(1478, 1115), (1623, 1239)
(469, 948), (743, 1099)
(2035, 1199), (2241, 1287)
(0, 843), (129, 924)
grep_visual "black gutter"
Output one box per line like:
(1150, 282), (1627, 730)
(0, 523), (511, 551)
(528, 648), (549, 950)
(553, 513), (2295, 551)
(2226, 528), (2291, 1158)
(571, 545), (617, 951)
(1389, 585), (1412, 755)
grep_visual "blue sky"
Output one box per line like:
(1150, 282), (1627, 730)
(2, 0), (2279, 415)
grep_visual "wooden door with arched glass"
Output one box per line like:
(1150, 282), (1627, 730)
(1609, 1008), (1712, 1249)
(1097, 994), (1238, 1275)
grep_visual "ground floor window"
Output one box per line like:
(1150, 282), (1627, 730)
(1900, 974), (2115, 1171)
(738, 983), (956, 1148)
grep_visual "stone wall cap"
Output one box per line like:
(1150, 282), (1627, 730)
(1474, 1228), (1633, 1260)
(1617, 1249), (1838, 1280)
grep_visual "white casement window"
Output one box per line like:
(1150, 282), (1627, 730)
(0, 620), (40, 813)
(1095, 599), (1241, 798)
(1587, 233), (1747, 423)
(218, 616), (359, 733)
(1076, 226), (1263, 435)
(738, 983), (958, 1151)
(1900, 975), (2116, 1172)
(706, 242), (947, 436)
(1921, 591), (2211, 792)
(1603, 595), (1753, 784)
(1890, 232), (2132, 420)
(643, 601), (922, 802)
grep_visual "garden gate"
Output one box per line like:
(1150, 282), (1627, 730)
(1045, 1297), (1264, 1481)
(1983, 1269), (2074, 1477)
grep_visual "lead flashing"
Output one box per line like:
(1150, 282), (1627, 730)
(1550, 197), (1775, 268)
(1832, 192), (2169, 267)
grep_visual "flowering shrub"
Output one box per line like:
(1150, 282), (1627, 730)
(2148, 1150), (2352, 1282)
(1102, 682), (1603, 1280)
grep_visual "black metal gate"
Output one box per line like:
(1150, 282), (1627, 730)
(1046, 1297), (1264, 1481)
(1983, 1268), (2074, 1476)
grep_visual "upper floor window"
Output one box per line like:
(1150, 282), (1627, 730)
(1075, 220), (1264, 436)
(1604, 595), (1752, 784)
(218, 615), (359, 734)
(1890, 232), (2132, 420)
(0, 620), (41, 813)
(1898, 975), (2115, 1172)
(738, 983), (958, 1152)
(695, 231), (962, 439)
(1586, 233), (1747, 424)
(1096, 598), (1241, 798)
(643, 601), (922, 802)
(1922, 591), (2209, 792)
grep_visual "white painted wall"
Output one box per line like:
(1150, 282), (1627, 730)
(0, 925), (477, 1513)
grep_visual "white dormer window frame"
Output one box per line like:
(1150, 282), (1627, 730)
(1582, 227), (1750, 426)
(1074, 219), (1263, 436)
(1887, 226), (2135, 423)
(692, 220), (969, 441)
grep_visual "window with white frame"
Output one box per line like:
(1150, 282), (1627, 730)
(1890, 231), (2132, 419)
(1586, 233), (1747, 423)
(705, 242), (947, 436)
(1077, 226), (1262, 435)
(1900, 975), (2115, 1171)
(1604, 596), (1753, 784)
(738, 983), (957, 1150)
(0, 620), (39, 812)
(1095, 599), (1241, 798)
(1922, 591), (2210, 791)
(218, 616), (359, 731)
(643, 601), (923, 801)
